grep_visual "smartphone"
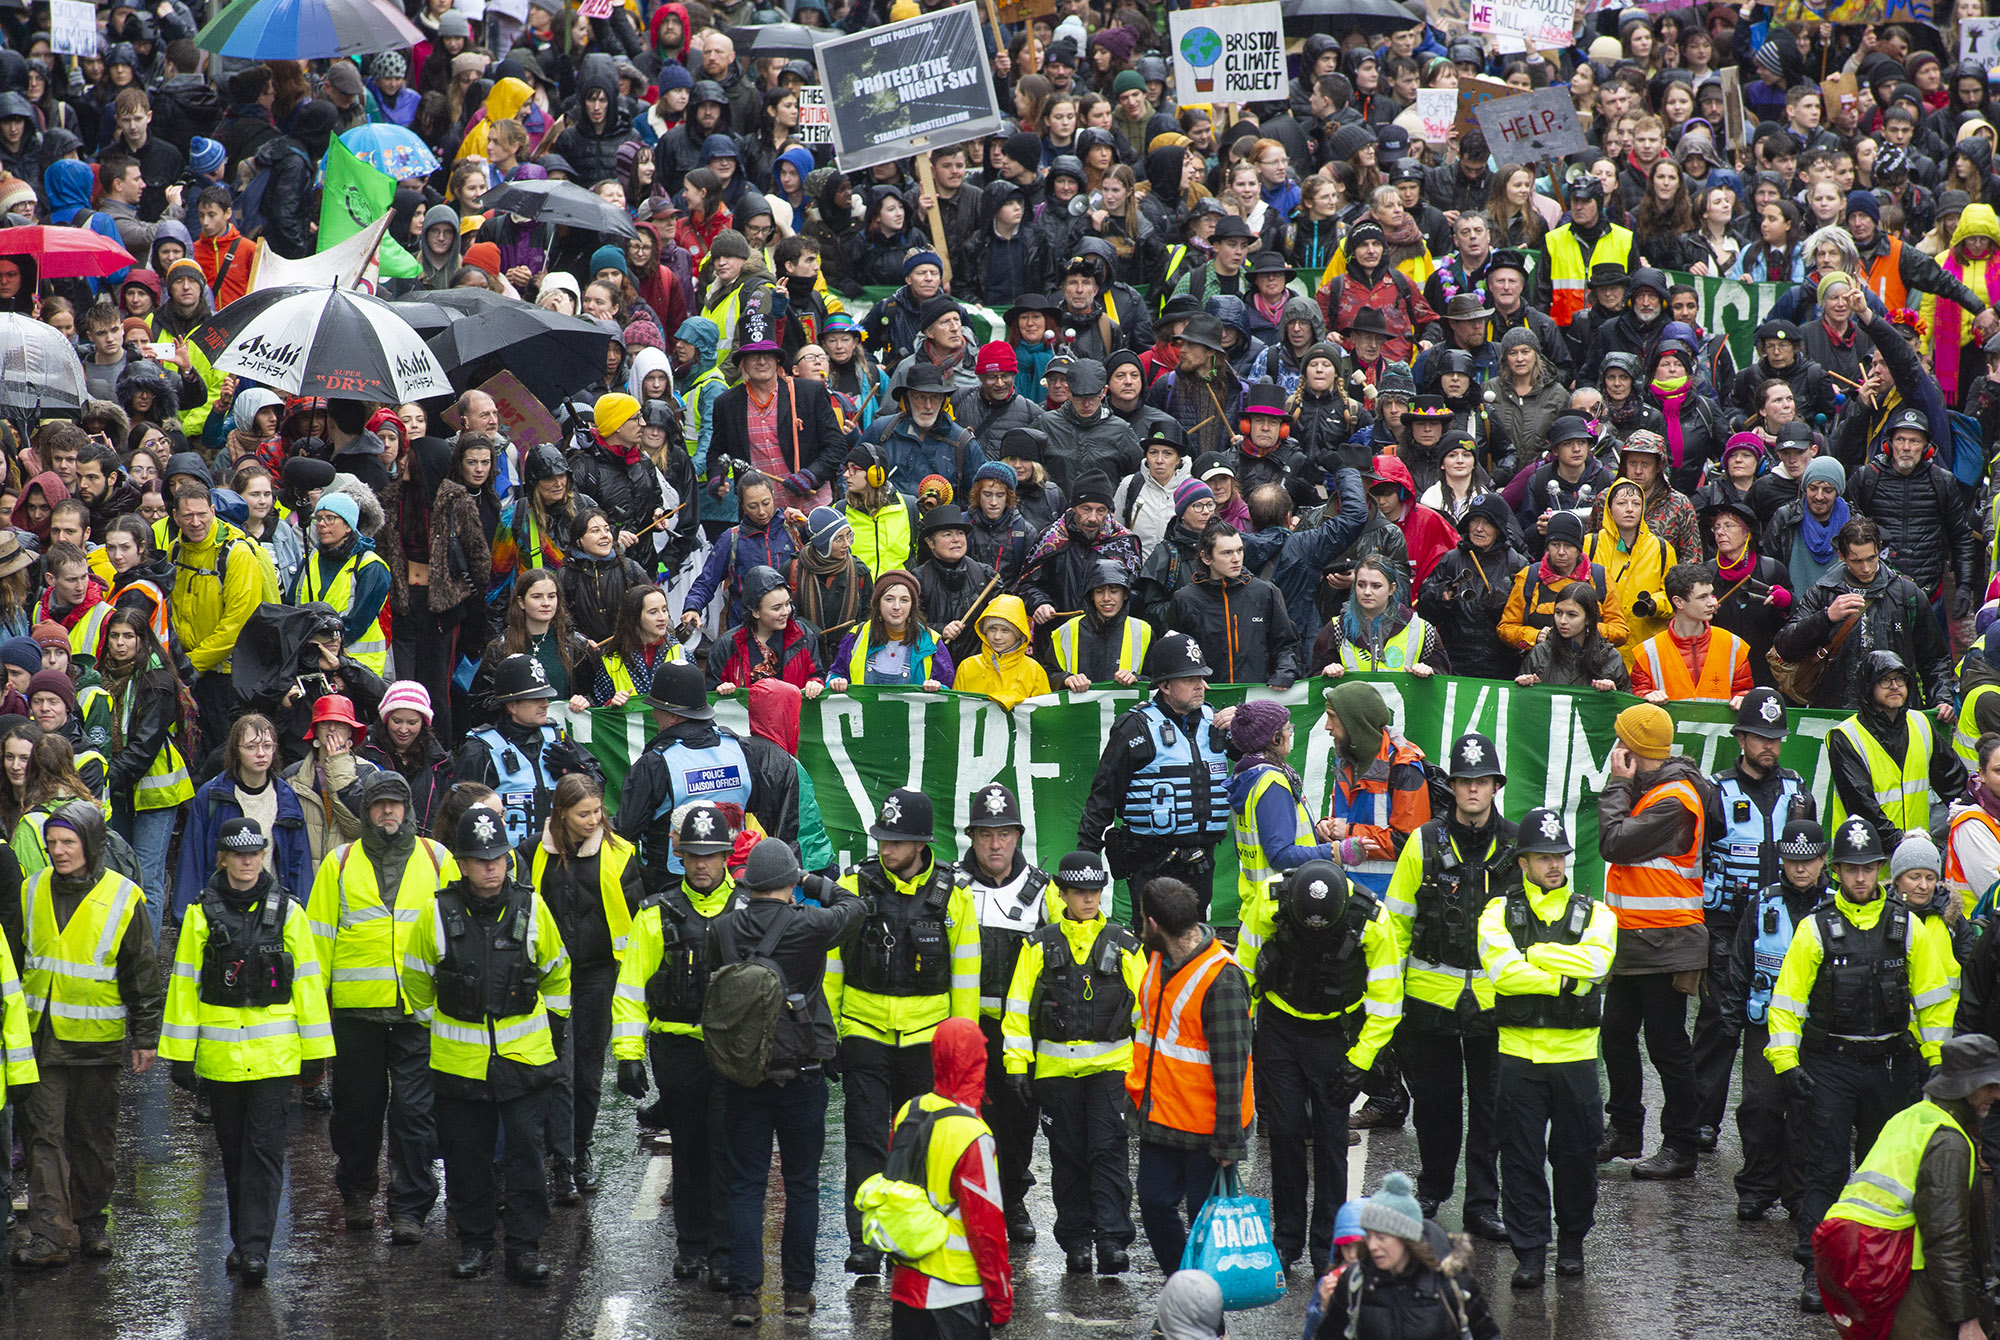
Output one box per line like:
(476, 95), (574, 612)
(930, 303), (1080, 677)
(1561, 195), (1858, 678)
(144, 341), (176, 360)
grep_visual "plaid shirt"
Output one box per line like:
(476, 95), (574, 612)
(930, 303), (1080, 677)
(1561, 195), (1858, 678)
(1131, 930), (1254, 1160)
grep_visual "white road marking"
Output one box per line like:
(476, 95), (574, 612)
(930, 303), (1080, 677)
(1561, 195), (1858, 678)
(631, 1154), (672, 1222)
(1348, 1119), (1370, 1201)
(1042, 1312), (1124, 1327)
(593, 1295), (633, 1340)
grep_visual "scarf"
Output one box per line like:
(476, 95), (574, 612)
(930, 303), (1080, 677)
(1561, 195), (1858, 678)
(1650, 374), (1692, 467)
(592, 428), (645, 467)
(1536, 548), (1586, 589)
(1252, 291), (1287, 330)
(1800, 495), (1850, 564)
(1382, 210), (1424, 249)
(792, 547), (862, 629)
(1937, 247), (2000, 405)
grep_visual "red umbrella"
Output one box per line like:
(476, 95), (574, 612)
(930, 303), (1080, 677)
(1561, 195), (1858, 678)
(0, 226), (136, 279)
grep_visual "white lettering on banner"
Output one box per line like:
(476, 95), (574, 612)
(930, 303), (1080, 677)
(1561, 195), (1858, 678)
(823, 697), (873, 869)
(954, 697), (1012, 834)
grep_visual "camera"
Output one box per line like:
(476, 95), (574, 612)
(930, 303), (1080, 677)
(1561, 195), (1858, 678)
(296, 673), (334, 698)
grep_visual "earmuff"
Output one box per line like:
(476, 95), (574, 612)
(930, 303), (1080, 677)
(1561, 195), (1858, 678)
(1238, 416), (1290, 440)
(865, 447), (887, 490)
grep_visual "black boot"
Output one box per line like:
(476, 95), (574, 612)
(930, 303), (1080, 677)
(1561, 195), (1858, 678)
(1510, 1248), (1546, 1289)
(845, 1245), (882, 1275)
(1555, 1233), (1585, 1277)
(1736, 1195), (1774, 1221)
(1596, 1127), (1643, 1162)
(1631, 1146), (1697, 1180)
(1066, 1248), (1093, 1274)
(506, 1251), (552, 1286)
(1349, 1092), (1408, 1130)
(1097, 1244), (1130, 1275)
(1005, 1202), (1036, 1244)
(450, 1245), (494, 1279)
(1800, 1265), (1825, 1313)
(1464, 1207), (1509, 1243)
(238, 1255), (268, 1286)
(574, 1153), (601, 1195)
(551, 1162), (581, 1206)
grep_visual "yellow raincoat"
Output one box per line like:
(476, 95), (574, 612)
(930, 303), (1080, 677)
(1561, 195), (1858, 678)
(1584, 478), (1675, 668)
(455, 78), (540, 165)
(952, 594), (1051, 710)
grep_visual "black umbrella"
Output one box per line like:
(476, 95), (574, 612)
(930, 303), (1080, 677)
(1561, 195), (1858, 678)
(428, 302), (615, 404)
(232, 602), (345, 710)
(482, 179), (639, 239)
(1281, 0), (1424, 38)
(728, 22), (834, 59)
(394, 286), (513, 336)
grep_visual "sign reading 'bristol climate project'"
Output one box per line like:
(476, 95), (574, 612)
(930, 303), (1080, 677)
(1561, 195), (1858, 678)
(1167, 2), (1285, 103)
(812, 3), (1008, 173)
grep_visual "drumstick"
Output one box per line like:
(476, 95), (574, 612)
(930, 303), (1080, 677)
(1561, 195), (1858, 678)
(959, 572), (1002, 622)
(631, 498), (693, 537)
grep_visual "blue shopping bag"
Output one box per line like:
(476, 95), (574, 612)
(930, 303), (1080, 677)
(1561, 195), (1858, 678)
(1178, 1166), (1285, 1310)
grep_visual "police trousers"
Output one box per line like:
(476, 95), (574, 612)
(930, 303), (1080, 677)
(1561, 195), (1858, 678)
(1797, 1047), (1902, 1265)
(1733, 1020), (1803, 1212)
(841, 1034), (936, 1245)
(1402, 1022), (1500, 1220)
(979, 1016), (1037, 1210)
(437, 1087), (551, 1256)
(1111, 834), (1217, 927)
(210, 1075), (293, 1259)
(1253, 1006), (1350, 1267)
(1035, 1069), (1133, 1253)
(1602, 971), (1699, 1153)
(1495, 1053), (1601, 1253)
(1691, 924), (1742, 1135)
(330, 1014), (439, 1221)
(651, 1031), (729, 1268)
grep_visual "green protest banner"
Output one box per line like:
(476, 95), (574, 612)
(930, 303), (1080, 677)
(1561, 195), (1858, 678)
(558, 673), (1877, 925)
(1674, 269), (1784, 374)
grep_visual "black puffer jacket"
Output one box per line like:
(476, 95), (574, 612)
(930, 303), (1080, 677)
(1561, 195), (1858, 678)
(554, 55), (632, 186)
(1729, 352), (1839, 432)
(1772, 563), (1956, 712)
(916, 553), (997, 666)
(1313, 1238), (1501, 1340)
(1035, 400), (1143, 492)
(1417, 528), (1530, 681)
(1845, 443), (1979, 600)
(567, 435), (667, 537)
(559, 550), (651, 644)
(357, 724), (455, 839)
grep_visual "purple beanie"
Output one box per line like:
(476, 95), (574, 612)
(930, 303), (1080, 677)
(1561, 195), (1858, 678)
(1229, 698), (1293, 755)
(1173, 478), (1215, 517)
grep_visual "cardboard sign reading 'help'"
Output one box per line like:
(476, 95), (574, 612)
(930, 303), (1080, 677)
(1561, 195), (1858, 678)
(1472, 84), (1587, 159)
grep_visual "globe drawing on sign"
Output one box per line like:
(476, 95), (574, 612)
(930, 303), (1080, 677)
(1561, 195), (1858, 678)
(1181, 26), (1222, 93)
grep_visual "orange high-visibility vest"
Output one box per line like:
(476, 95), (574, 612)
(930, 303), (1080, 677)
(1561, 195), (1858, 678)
(1860, 239), (1909, 312)
(1127, 937), (1254, 1137)
(1945, 806), (2000, 903)
(1638, 627), (1746, 702)
(1604, 778), (1705, 930)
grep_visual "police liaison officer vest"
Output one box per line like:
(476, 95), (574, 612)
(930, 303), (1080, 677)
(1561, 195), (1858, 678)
(848, 861), (961, 997)
(1745, 887), (1801, 1026)
(1804, 898), (1912, 1057)
(645, 733), (752, 875)
(470, 723), (564, 850)
(1493, 886), (1605, 1030)
(1705, 772), (1807, 920)
(1118, 700), (1231, 840)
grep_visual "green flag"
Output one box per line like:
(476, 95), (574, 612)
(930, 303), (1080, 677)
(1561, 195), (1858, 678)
(319, 135), (421, 279)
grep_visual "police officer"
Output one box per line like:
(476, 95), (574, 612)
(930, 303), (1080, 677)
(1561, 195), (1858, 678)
(617, 661), (756, 895)
(452, 654), (602, 850)
(1077, 630), (1235, 924)
(1766, 815), (1957, 1312)
(611, 801), (746, 1285)
(1718, 819), (1829, 1225)
(163, 817), (333, 1286)
(1478, 806), (1617, 1289)
(401, 806), (573, 1287)
(1000, 850), (1144, 1275)
(305, 770), (454, 1244)
(828, 787), (980, 1276)
(958, 781), (1055, 1245)
(1695, 688), (1813, 1151)
(1382, 731), (1515, 1240)
(1239, 858), (1403, 1275)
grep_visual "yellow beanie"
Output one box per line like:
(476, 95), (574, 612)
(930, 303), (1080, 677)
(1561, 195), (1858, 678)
(1614, 703), (1674, 762)
(594, 392), (640, 437)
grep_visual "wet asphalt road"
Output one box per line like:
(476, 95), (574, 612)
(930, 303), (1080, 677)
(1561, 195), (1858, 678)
(6, 1057), (1838, 1340)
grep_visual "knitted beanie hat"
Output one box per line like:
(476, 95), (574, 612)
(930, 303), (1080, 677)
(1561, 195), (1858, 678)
(1890, 831), (1941, 882)
(1228, 698), (1292, 755)
(1357, 1171), (1425, 1243)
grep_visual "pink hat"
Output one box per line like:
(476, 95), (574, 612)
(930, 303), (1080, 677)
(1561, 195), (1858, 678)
(379, 680), (434, 722)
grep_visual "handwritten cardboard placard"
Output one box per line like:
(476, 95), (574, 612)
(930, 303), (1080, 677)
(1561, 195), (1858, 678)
(1417, 88), (1457, 143)
(50, 0), (98, 56)
(1473, 84), (1588, 159)
(1964, 16), (2000, 62)
(796, 84), (831, 144)
(1457, 74), (1521, 139)
(473, 369), (563, 447)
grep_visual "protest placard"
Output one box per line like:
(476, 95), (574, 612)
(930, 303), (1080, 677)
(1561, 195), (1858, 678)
(813, 4), (1007, 173)
(50, 0), (98, 57)
(1472, 0), (1574, 48)
(1965, 16), (2000, 61)
(1473, 84), (1588, 158)
(1456, 74), (1520, 137)
(1167, 3), (1286, 104)
(1416, 88), (1457, 143)
(796, 84), (831, 144)
(1719, 65), (1745, 151)
(577, 0), (613, 17)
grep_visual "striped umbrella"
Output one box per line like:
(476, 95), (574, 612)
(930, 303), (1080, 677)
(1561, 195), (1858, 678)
(197, 0), (424, 60)
(192, 285), (452, 402)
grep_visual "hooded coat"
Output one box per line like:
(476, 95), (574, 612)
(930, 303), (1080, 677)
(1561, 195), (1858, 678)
(1583, 483), (1677, 665)
(555, 55), (632, 186)
(1372, 454), (1460, 590)
(1417, 493), (1532, 680)
(951, 594), (1049, 709)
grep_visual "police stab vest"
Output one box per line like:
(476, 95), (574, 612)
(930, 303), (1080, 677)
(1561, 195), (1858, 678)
(645, 886), (749, 1023)
(848, 861), (959, 997)
(432, 885), (541, 1023)
(1412, 821), (1512, 972)
(1256, 885), (1375, 1026)
(198, 881), (295, 1009)
(1805, 897), (1911, 1053)
(968, 864), (1050, 1009)
(1746, 885), (1810, 1026)
(1704, 772), (1805, 920)
(471, 723), (562, 849)
(1118, 700), (1230, 840)
(1031, 920), (1139, 1043)
(1493, 887), (1604, 1030)
(646, 733), (752, 873)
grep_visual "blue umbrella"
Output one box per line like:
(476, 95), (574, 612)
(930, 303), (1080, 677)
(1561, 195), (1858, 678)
(339, 124), (441, 181)
(197, 0), (423, 60)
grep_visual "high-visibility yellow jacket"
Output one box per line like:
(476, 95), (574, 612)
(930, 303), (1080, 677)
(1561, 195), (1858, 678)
(159, 891), (336, 1081)
(0, 934), (38, 1100)
(399, 881), (573, 1081)
(1237, 878), (1403, 1071)
(1825, 1098), (1973, 1271)
(1476, 877), (1617, 1064)
(827, 858), (980, 1046)
(306, 838), (456, 1013)
(999, 912), (1144, 1078)
(22, 866), (145, 1043)
(1764, 891), (1955, 1074)
(1384, 821), (1514, 1016)
(611, 877), (745, 1053)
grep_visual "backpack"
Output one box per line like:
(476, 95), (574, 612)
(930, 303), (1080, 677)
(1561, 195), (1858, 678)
(699, 910), (791, 1087)
(236, 144), (308, 241)
(854, 1100), (976, 1266)
(1419, 759), (1453, 820)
